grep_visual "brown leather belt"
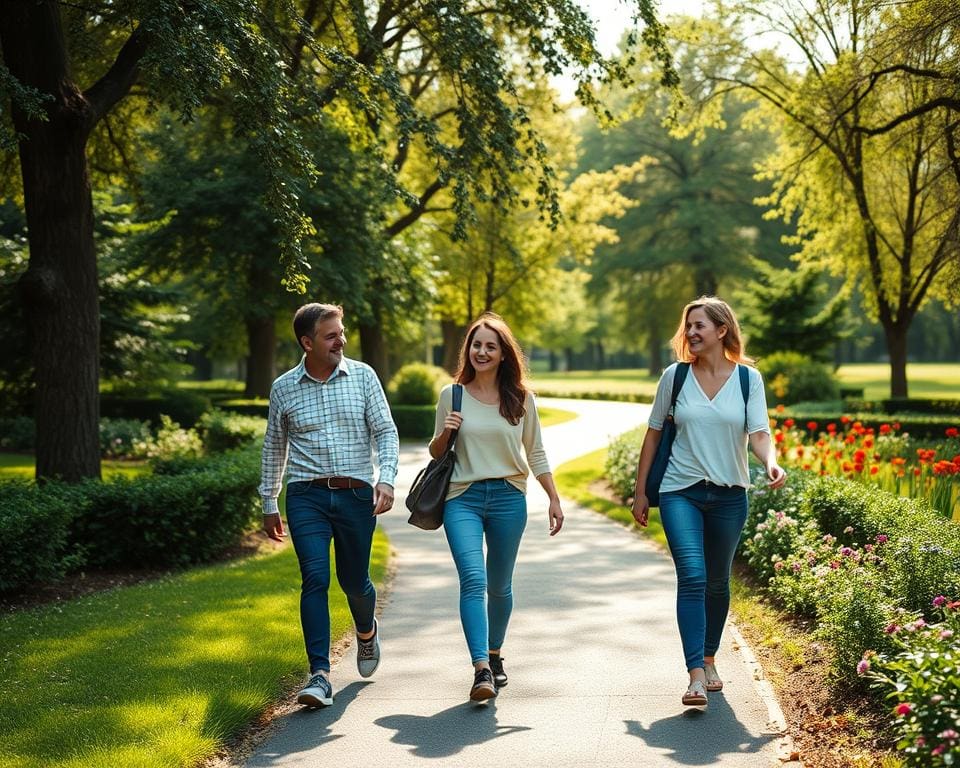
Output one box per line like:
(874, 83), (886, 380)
(310, 476), (367, 490)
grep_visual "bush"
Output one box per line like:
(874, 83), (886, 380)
(866, 599), (960, 767)
(197, 409), (265, 453)
(0, 416), (35, 451)
(216, 398), (270, 418)
(0, 480), (87, 592)
(99, 418), (152, 459)
(391, 405), (436, 439)
(70, 445), (262, 568)
(388, 363), (451, 406)
(133, 415), (204, 463)
(604, 427), (644, 500)
(846, 398), (960, 416)
(100, 387), (212, 427)
(758, 351), (839, 405)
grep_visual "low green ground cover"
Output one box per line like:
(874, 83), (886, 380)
(0, 530), (389, 768)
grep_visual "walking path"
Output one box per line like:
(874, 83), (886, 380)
(243, 398), (791, 767)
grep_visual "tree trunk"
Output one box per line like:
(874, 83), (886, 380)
(564, 347), (574, 371)
(549, 350), (558, 372)
(2, 4), (101, 480)
(359, 321), (389, 384)
(440, 319), (465, 374)
(244, 315), (276, 397)
(884, 321), (909, 398)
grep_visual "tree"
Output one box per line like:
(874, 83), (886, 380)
(735, 260), (850, 362)
(701, 1), (960, 396)
(579, 16), (794, 374)
(0, 1), (312, 480)
(0, 0), (674, 479)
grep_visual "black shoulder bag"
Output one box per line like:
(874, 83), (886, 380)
(405, 384), (463, 530)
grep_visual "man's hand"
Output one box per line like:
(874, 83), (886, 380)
(263, 512), (287, 542)
(373, 483), (395, 515)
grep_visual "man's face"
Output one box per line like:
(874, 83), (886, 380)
(303, 316), (346, 370)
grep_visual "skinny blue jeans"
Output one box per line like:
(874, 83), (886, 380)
(284, 481), (378, 674)
(659, 481), (748, 672)
(443, 479), (528, 664)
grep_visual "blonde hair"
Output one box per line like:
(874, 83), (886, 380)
(670, 296), (755, 365)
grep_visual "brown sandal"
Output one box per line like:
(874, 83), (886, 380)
(704, 662), (723, 692)
(682, 679), (708, 706)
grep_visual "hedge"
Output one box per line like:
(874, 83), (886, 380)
(100, 388), (212, 427)
(0, 444), (263, 593)
(844, 398), (960, 416)
(392, 405), (435, 439)
(535, 390), (655, 404)
(69, 445), (262, 569)
(216, 398), (270, 418)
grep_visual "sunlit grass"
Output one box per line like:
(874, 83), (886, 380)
(0, 529), (389, 768)
(835, 363), (960, 400)
(532, 369), (659, 397)
(0, 453), (149, 481)
(537, 406), (577, 427)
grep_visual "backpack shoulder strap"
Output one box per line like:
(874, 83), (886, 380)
(669, 363), (689, 414)
(452, 383), (463, 411)
(738, 364), (750, 431)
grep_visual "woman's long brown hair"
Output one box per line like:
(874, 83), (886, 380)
(455, 312), (529, 425)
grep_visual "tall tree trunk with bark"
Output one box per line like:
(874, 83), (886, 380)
(359, 320), (389, 384)
(883, 320), (910, 399)
(244, 315), (276, 397)
(1, 3), (106, 480)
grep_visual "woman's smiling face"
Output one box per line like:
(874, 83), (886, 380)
(685, 307), (726, 356)
(469, 325), (502, 373)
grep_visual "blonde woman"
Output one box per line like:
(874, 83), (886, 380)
(631, 297), (785, 706)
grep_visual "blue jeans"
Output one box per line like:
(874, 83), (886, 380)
(443, 479), (528, 664)
(284, 481), (378, 674)
(659, 481), (748, 671)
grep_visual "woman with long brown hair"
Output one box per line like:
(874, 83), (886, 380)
(631, 296), (785, 707)
(429, 312), (564, 701)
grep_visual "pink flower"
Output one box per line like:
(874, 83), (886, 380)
(933, 595), (948, 607)
(840, 547), (853, 557)
(938, 729), (959, 740)
(894, 702), (913, 716)
(856, 659), (870, 675)
(940, 629), (954, 640)
(884, 623), (901, 634)
(876, 534), (888, 544)
(932, 745), (946, 756)
(931, 694), (944, 704)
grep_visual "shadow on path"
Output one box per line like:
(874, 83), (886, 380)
(245, 682), (369, 766)
(624, 693), (778, 766)
(375, 701), (531, 759)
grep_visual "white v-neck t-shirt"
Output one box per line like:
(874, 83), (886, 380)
(648, 362), (770, 491)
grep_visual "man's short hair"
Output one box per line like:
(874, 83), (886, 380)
(294, 303), (343, 350)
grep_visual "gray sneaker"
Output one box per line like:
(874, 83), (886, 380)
(357, 619), (381, 678)
(297, 672), (334, 707)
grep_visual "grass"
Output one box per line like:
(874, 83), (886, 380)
(834, 362), (960, 400)
(532, 369), (660, 398)
(0, 453), (149, 481)
(0, 528), (389, 768)
(537, 406), (578, 427)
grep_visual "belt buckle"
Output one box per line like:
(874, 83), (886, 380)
(325, 476), (337, 489)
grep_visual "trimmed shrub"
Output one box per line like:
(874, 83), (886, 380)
(388, 363), (451, 406)
(216, 398), (270, 418)
(604, 427), (645, 500)
(0, 480), (87, 592)
(391, 405), (436, 439)
(197, 409), (265, 453)
(69, 445), (262, 568)
(100, 387), (212, 427)
(758, 351), (839, 405)
(846, 398), (960, 416)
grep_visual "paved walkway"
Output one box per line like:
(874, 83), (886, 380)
(243, 398), (790, 767)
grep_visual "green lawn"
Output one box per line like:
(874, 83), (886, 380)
(0, 528), (389, 768)
(532, 369), (660, 398)
(537, 406), (578, 427)
(835, 362), (960, 400)
(0, 454), (149, 481)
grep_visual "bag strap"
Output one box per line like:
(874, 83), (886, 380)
(447, 384), (463, 451)
(738, 364), (750, 431)
(668, 363), (689, 418)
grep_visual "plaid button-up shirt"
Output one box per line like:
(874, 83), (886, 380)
(258, 355), (399, 515)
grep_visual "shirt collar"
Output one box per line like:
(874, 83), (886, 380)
(297, 355), (352, 383)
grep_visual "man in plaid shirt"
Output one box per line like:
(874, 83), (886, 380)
(260, 302), (399, 707)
